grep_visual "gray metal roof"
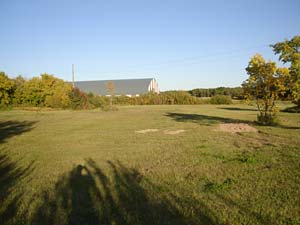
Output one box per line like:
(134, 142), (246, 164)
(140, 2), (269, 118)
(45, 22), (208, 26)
(73, 78), (154, 95)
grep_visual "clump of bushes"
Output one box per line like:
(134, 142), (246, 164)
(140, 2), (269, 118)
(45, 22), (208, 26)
(209, 95), (232, 105)
(113, 91), (204, 105)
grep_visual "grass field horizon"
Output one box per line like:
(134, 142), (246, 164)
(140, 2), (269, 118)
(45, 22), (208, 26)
(1, 104), (300, 225)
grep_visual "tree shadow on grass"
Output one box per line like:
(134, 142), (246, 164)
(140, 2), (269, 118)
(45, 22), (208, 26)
(0, 153), (35, 225)
(219, 107), (258, 112)
(280, 106), (300, 113)
(165, 112), (251, 126)
(31, 159), (219, 225)
(166, 112), (300, 129)
(0, 120), (37, 144)
(0, 120), (36, 225)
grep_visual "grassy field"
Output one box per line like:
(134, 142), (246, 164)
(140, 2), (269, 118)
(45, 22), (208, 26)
(1, 104), (300, 225)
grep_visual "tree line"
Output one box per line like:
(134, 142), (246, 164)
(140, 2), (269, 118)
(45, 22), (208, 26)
(0, 73), (233, 109)
(188, 87), (243, 99)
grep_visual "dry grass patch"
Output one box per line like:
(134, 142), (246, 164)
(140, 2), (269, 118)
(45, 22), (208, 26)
(135, 129), (158, 134)
(164, 129), (186, 135)
(218, 123), (257, 133)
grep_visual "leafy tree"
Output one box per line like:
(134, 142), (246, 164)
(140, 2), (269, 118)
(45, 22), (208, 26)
(40, 74), (72, 108)
(271, 35), (300, 107)
(0, 72), (15, 106)
(243, 54), (285, 125)
(12, 75), (26, 105)
(14, 74), (72, 108)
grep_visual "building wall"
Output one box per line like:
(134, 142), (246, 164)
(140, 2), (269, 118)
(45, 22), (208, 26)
(148, 79), (159, 93)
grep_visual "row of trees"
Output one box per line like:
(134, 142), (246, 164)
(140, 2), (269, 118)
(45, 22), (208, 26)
(189, 87), (243, 99)
(1, 73), (232, 109)
(243, 35), (300, 124)
(113, 91), (203, 105)
(0, 73), (86, 109)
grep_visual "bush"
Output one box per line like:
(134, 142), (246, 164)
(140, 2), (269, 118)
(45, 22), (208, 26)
(209, 95), (232, 104)
(87, 93), (109, 109)
(110, 91), (204, 105)
(68, 87), (89, 110)
(257, 114), (279, 125)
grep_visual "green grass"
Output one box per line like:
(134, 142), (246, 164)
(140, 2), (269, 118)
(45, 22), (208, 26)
(1, 104), (300, 225)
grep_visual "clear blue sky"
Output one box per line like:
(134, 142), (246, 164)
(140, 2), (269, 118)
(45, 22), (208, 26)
(0, 0), (299, 90)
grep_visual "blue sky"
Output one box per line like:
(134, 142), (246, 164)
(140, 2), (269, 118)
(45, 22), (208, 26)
(0, 0), (299, 90)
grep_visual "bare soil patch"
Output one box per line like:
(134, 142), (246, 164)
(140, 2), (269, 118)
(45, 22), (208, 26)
(218, 123), (257, 133)
(164, 129), (186, 135)
(135, 129), (158, 134)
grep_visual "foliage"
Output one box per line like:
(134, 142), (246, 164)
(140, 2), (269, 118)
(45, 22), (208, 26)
(0, 72), (15, 106)
(111, 91), (203, 105)
(14, 74), (72, 108)
(42, 74), (72, 108)
(68, 87), (89, 109)
(209, 95), (232, 104)
(189, 87), (243, 99)
(87, 92), (109, 109)
(243, 54), (284, 125)
(271, 35), (300, 107)
(133, 91), (203, 105)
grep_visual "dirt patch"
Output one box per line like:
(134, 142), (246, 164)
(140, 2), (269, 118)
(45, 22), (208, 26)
(164, 129), (186, 135)
(135, 129), (158, 134)
(218, 123), (257, 133)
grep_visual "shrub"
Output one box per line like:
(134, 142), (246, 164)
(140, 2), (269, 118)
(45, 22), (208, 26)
(209, 95), (232, 104)
(68, 87), (89, 109)
(257, 113), (279, 125)
(87, 93), (109, 109)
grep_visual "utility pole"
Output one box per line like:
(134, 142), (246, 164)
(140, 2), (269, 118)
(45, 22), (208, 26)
(72, 64), (75, 87)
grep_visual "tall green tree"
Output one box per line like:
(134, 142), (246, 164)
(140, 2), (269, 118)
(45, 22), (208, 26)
(243, 54), (286, 124)
(0, 72), (15, 106)
(271, 35), (300, 107)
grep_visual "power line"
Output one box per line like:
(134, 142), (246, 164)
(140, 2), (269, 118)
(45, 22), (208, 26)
(95, 44), (270, 75)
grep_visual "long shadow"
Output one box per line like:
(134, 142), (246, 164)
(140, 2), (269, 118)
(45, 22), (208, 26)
(0, 120), (37, 143)
(219, 107), (258, 112)
(165, 112), (251, 126)
(0, 120), (37, 225)
(166, 112), (300, 129)
(31, 159), (219, 225)
(0, 153), (35, 225)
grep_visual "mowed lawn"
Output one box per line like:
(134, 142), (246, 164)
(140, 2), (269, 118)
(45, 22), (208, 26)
(1, 104), (300, 225)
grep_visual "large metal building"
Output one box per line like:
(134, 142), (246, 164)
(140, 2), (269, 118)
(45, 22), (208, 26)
(73, 78), (159, 96)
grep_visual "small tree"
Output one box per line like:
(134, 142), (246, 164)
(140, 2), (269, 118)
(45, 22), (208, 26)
(271, 35), (300, 107)
(106, 81), (115, 109)
(243, 54), (285, 125)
